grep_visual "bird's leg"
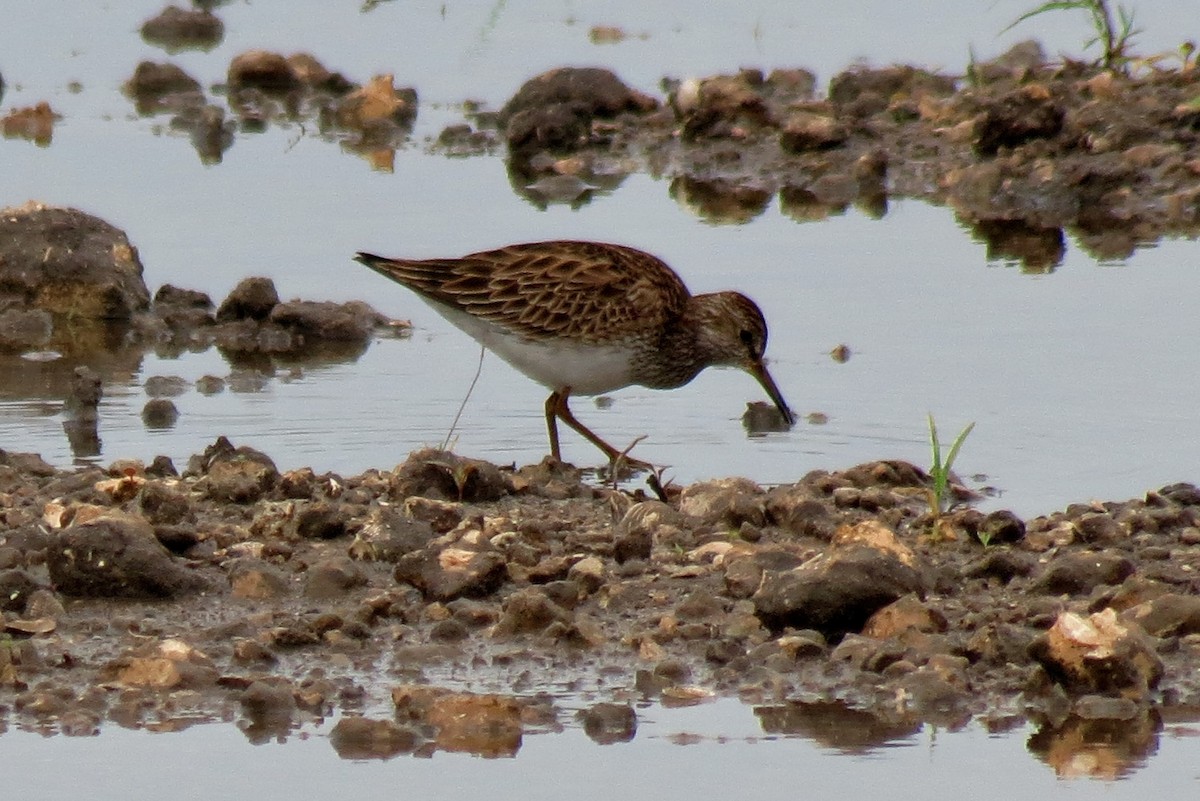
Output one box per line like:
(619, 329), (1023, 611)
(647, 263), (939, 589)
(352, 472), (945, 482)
(546, 389), (653, 472)
(544, 392), (565, 462)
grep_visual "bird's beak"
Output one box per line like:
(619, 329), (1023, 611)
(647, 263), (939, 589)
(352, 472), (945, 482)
(750, 358), (795, 427)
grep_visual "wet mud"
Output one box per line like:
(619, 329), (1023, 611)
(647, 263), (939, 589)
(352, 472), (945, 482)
(4, 6), (1200, 775)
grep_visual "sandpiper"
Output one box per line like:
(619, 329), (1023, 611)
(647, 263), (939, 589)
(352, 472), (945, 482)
(354, 240), (794, 466)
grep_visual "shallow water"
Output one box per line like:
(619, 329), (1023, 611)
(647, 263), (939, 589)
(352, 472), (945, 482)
(3, 1), (1200, 790)
(4, 0), (1200, 517)
(6, 700), (1200, 801)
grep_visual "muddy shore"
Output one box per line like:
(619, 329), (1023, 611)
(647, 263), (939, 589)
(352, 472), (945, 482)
(4, 7), (1200, 772)
(1, 437), (1198, 770)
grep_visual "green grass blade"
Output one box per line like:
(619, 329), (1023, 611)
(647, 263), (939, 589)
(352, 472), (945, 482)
(1001, 1), (1092, 34)
(944, 422), (977, 474)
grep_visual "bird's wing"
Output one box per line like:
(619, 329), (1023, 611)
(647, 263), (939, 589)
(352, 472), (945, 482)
(358, 241), (691, 343)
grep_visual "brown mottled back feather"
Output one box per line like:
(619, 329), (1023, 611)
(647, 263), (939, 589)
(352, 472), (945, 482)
(355, 241), (691, 344)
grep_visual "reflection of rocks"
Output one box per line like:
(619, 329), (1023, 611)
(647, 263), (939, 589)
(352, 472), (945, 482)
(170, 103), (235, 164)
(392, 686), (524, 758)
(669, 176), (771, 224)
(578, 702), (637, 744)
(755, 701), (919, 752)
(0, 309), (53, 352)
(1028, 708), (1160, 779)
(330, 716), (418, 760)
(1, 102), (60, 146)
(140, 5), (224, 53)
(969, 218), (1065, 271)
(124, 51), (414, 165)
(63, 366), (103, 458)
(463, 45), (1200, 245)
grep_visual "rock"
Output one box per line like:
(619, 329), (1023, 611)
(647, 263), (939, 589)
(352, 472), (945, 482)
(141, 398), (179, 429)
(228, 559), (291, 600)
(402, 496), (464, 533)
(227, 50), (301, 93)
(140, 6), (224, 53)
(239, 679), (296, 732)
(304, 556), (368, 600)
(963, 548), (1036, 583)
(862, 595), (947, 638)
(393, 534), (507, 601)
(292, 502), (349, 539)
(501, 67), (654, 158)
(1031, 551), (1135, 596)
(102, 639), (217, 689)
(1, 102), (59, 145)
(567, 555), (605, 594)
(1028, 609), (1162, 700)
(268, 300), (380, 344)
(752, 520), (925, 638)
(1124, 593), (1200, 637)
(493, 587), (571, 636)
(973, 40), (1047, 83)
(216, 276), (279, 322)
(330, 716), (418, 760)
(392, 449), (511, 502)
(0, 569), (43, 613)
(0, 203), (151, 320)
(333, 74), (417, 133)
(144, 375), (189, 398)
(123, 61), (203, 114)
(764, 488), (837, 540)
(192, 437), (279, 503)
(137, 480), (191, 526)
(578, 702), (637, 744)
(779, 111), (849, 152)
(675, 74), (772, 139)
(46, 511), (205, 598)
(829, 66), (956, 116)
(678, 477), (765, 527)
(974, 85), (1065, 156)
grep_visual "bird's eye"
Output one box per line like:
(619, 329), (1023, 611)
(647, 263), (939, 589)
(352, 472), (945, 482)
(739, 329), (756, 354)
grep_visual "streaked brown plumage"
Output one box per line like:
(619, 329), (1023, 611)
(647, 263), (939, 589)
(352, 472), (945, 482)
(354, 240), (793, 465)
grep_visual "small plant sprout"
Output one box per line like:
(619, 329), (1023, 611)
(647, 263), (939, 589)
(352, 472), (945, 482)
(1006, 0), (1141, 72)
(927, 414), (976, 517)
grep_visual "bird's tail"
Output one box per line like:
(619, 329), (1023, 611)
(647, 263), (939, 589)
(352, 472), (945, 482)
(353, 252), (390, 269)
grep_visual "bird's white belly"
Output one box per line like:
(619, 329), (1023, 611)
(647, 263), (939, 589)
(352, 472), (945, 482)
(428, 303), (639, 395)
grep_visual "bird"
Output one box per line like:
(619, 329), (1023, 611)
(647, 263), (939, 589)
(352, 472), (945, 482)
(353, 240), (794, 467)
